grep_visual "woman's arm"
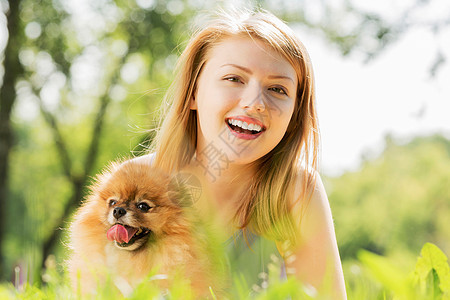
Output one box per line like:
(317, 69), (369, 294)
(280, 172), (347, 299)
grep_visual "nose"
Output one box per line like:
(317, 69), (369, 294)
(241, 82), (266, 113)
(113, 207), (126, 219)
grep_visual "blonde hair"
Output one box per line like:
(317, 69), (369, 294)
(151, 9), (319, 245)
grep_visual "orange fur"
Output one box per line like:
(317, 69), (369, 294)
(68, 159), (220, 297)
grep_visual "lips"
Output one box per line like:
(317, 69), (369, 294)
(225, 116), (266, 140)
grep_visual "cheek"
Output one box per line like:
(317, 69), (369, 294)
(105, 208), (114, 224)
(139, 213), (165, 235)
(195, 77), (237, 116)
(269, 98), (295, 124)
(282, 104), (295, 129)
(269, 101), (295, 143)
(99, 202), (109, 217)
(197, 88), (232, 113)
(144, 207), (178, 232)
(196, 95), (234, 136)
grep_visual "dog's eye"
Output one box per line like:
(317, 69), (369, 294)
(109, 199), (117, 207)
(137, 202), (152, 212)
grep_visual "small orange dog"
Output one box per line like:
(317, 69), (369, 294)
(68, 159), (222, 296)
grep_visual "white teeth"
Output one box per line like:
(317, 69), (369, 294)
(227, 119), (263, 132)
(136, 228), (142, 235)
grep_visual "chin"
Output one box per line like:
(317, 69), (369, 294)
(216, 138), (272, 165)
(68, 159), (225, 297)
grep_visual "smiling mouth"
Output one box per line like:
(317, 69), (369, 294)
(107, 224), (151, 248)
(226, 118), (266, 137)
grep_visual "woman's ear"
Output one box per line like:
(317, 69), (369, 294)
(190, 94), (197, 110)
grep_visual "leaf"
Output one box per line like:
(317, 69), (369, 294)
(17, 284), (47, 300)
(358, 250), (414, 299)
(232, 273), (251, 299)
(414, 243), (450, 297)
(0, 284), (15, 300)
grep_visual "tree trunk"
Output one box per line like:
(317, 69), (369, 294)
(39, 93), (112, 270)
(0, 0), (23, 280)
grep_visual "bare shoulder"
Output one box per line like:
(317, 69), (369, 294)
(282, 167), (347, 299)
(130, 153), (156, 166)
(290, 168), (332, 232)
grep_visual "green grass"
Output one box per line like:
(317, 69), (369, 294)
(2, 243), (449, 299)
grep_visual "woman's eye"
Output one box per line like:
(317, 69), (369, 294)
(269, 86), (287, 95)
(109, 200), (117, 207)
(137, 202), (152, 212)
(224, 76), (241, 83)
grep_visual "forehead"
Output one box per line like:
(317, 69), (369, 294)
(204, 36), (298, 80)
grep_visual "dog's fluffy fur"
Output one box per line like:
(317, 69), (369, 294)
(68, 159), (222, 296)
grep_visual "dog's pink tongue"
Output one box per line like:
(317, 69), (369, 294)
(107, 224), (137, 244)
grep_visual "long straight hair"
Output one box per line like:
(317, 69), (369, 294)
(150, 9), (319, 245)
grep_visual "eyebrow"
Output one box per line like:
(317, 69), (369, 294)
(267, 74), (295, 84)
(221, 63), (252, 74)
(221, 63), (295, 84)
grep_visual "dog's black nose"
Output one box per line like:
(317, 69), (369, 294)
(113, 207), (126, 219)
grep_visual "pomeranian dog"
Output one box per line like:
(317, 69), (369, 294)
(68, 159), (225, 297)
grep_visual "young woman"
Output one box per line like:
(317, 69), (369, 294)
(137, 9), (347, 299)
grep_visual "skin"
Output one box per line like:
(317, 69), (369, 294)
(139, 36), (347, 298)
(190, 36), (297, 166)
(287, 171), (347, 299)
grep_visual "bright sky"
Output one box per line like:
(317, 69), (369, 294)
(295, 5), (450, 176)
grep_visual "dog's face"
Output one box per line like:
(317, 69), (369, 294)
(93, 161), (183, 251)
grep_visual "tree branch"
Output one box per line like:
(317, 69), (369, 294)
(84, 94), (112, 177)
(39, 61), (124, 268)
(35, 95), (73, 179)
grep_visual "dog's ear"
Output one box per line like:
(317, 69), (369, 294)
(168, 172), (202, 208)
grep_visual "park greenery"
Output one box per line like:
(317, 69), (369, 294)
(0, 0), (449, 298)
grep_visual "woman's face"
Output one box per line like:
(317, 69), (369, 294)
(191, 36), (298, 166)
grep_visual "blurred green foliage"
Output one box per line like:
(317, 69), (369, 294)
(327, 135), (450, 260)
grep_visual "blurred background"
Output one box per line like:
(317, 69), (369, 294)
(0, 0), (449, 295)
